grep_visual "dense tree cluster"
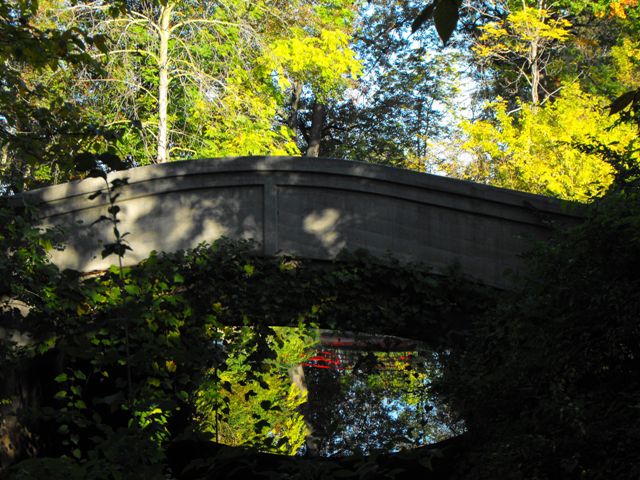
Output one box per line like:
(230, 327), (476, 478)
(436, 0), (640, 199)
(1, 0), (640, 478)
(2, 0), (639, 195)
(435, 149), (640, 479)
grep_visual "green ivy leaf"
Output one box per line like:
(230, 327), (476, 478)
(54, 390), (67, 400)
(125, 284), (141, 295)
(243, 264), (255, 276)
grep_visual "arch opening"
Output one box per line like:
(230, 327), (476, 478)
(197, 325), (463, 457)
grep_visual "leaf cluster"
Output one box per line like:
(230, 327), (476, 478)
(0, 0), (125, 191)
(1, 201), (490, 476)
(434, 150), (640, 479)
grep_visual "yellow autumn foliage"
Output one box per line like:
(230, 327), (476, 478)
(447, 83), (638, 202)
(268, 28), (362, 101)
(474, 7), (572, 59)
(195, 326), (317, 455)
(611, 36), (640, 90)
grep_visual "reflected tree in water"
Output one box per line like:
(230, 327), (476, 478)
(195, 328), (462, 457)
(300, 346), (463, 456)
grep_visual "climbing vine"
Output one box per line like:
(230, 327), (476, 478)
(0, 197), (490, 477)
(4, 156), (638, 479)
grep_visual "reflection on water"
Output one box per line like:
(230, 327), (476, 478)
(196, 327), (462, 456)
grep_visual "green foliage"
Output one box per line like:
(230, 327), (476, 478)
(321, 0), (461, 171)
(435, 150), (640, 479)
(449, 82), (638, 201)
(195, 326), (315, 455)
(0, 0), (121, 191)
(5, 1), (640, 476)
(1, 0), (363, 181)
(32, 0), (361, 164)
(1, 194), (489, 476)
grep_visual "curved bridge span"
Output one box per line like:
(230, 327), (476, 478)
(18, 157), (583, 289)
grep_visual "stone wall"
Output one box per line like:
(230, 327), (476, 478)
(15, 156), (584, 289)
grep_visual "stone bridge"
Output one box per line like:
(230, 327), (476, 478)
(16, 156), (584, 289)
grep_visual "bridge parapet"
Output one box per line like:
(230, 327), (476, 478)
(15, 156), (584, 289)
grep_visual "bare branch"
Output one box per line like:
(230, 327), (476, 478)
(170, 18), (243, 34)
(78, 78), (159, 102)
(94, 49), (160, 65)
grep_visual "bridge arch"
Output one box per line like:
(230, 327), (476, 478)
(17, 156), (582, 289)
(5, 156), (589, 470)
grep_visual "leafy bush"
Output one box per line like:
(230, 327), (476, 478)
(1, 197), (486, 477)
(436, 146), (640, 479)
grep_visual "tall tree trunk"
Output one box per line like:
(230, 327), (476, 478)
(529, 0), (543, 106)
(288, 80), (302, 133)
(156, 3), (173, 163)
(530, 39), (540, 105)
(306, 101), (325, 157)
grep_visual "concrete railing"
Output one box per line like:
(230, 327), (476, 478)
(15, 156), (584, 289)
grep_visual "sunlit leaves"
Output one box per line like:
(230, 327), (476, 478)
(194, 325), (315, 454)
(0, 0), (126, 189)
(610, 36), (640, 92)
(472, 7), (572, 75)
(269, 28), (361, 102)
(450, 83), (638, 201)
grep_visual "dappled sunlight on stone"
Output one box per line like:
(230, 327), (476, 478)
(16, 157), (583, 288)
(303, 208), (343, 251)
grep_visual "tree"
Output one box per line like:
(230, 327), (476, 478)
(413, 0), (640, 47)
(319, 0), (461, 170)
(412, 0), (640, 131)
(50, 0), (287, 163)
(39, 0), (360, 165)
(409, 0), (640, 200)
(268, 0), (362, 157)
(445, 82), (637, 201)
(0, 0), (117, 191)
(472, 1), (572, 105)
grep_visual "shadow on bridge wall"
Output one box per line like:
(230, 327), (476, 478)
(15, 156), (585, 288)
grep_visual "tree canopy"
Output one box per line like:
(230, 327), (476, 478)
(2, 0), (639, 196)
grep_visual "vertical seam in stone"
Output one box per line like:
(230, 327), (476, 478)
(263, 180), (278, 256)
